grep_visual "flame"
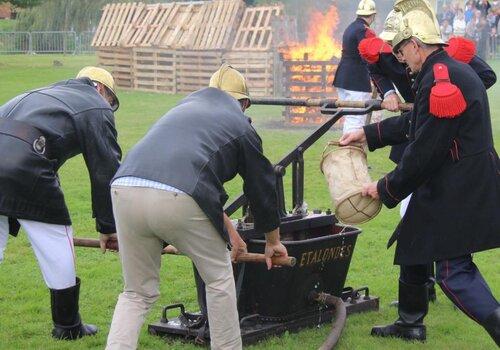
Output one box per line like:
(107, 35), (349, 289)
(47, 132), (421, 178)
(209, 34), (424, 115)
(281, 5), (342, 125)
(281, 6), (342, 61)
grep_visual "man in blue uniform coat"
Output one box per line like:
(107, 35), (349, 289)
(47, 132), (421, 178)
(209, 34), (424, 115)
(356, 9), (497, 340)
(333, 0), (377, 134)
(341, 1), (500, 345)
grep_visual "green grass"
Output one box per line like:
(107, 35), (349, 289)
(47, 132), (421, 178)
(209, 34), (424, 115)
(0, 55), (498, 349)
(0, 19), (15, 31)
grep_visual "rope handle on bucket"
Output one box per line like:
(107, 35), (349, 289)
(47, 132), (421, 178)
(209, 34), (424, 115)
(319, 141), (367, 173)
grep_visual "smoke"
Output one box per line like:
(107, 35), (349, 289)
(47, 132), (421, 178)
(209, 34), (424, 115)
(281, 0), (395, 41)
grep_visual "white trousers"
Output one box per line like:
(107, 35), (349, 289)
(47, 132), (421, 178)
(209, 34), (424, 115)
(0, 215), (76, 289)
(337, 88), (372, 134)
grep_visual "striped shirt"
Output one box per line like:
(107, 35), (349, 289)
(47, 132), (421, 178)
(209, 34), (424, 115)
(111, 176), (185, 194)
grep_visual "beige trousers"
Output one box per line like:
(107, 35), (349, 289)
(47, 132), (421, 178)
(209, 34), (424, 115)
(106, 186), (242, 350)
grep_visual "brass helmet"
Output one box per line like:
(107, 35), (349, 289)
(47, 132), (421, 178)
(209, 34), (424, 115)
(392, 0), (444, 52)
(379, 10), (402, 42)
(356, 0), (377, 16)
(77, 66), (119, 111)
(209, 63), (250, 103)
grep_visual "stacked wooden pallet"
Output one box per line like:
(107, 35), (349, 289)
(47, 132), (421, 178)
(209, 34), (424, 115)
(93, 0), (244, 49)
(93, 1), (283, 96)
(92, 3), (144, 47)
(121, 2), (205, 48)
(96, 47), (134, 88)
(224, 51), (275, 96)
(189, 0), (244, 50)
(232, 4), (283, 51)
(133, 47), (177, 93)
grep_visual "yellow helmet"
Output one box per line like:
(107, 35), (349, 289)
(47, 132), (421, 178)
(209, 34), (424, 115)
(356, 0), (377, 16)
(392, 0), (444, 52)
(77, 66), (119, 111)
(209, 63), (250, 103)
(379, 10), (402, 42)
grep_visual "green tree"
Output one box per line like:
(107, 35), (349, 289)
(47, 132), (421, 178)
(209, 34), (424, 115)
(1, 0), (41, 8)
(14, 0), (165, 32)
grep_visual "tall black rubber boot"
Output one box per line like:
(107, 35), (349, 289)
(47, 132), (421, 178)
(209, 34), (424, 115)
(50, 277), (98, 340)
(483, 307), (500, 347)
(371, 279), (428, 342)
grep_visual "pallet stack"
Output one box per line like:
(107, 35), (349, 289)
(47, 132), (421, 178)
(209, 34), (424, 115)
(92, 0), (283, 96)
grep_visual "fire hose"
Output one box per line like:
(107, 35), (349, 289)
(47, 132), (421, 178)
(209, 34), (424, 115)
(310, 291), (347, 350)
(72, 238), (296, 267)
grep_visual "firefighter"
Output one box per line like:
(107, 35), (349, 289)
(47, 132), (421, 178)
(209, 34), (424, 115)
(357, 9), (497, 314)
(0, 67), (121, 339)
(341, 0), (500, 345)
(332, 0), (377, 134)
(105, 64), (288, 350)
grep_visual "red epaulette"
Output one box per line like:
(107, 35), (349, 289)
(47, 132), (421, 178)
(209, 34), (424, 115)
(365, 27), (376, 39)
(445, 36), (476, 63)
(358, 37), (392, 64)
(429, 63), (467, 118)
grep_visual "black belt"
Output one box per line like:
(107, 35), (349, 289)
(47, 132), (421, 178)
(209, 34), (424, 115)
(0, 118), (46, 155)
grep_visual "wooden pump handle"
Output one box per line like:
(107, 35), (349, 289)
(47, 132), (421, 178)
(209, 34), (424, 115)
(73, 238), (296, 267)
(236, 252), (296, 267)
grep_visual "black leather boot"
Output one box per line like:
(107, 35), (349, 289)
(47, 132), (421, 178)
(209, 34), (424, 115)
(50, 277), (98, 340)
(427, 264), (437, 302)
(371, 279), (428, 342)
(483, 307), (500, 347)
(427, 280), (437, 302)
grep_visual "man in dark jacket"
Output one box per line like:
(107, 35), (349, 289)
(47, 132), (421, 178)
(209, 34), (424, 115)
(0, 67), (122, 339)
(332, 0), (377, 134)
(105, 64), (288, 350)
(341, 1), (500, 345)
(357, 10), (497, 338)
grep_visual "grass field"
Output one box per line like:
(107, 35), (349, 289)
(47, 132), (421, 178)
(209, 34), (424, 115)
(0, 55), (498, 350)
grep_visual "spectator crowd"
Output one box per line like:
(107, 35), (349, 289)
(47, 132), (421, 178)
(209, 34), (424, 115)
(438, 0), (499, 59)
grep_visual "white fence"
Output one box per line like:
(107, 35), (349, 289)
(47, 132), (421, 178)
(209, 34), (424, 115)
(0, 31), (96, 54)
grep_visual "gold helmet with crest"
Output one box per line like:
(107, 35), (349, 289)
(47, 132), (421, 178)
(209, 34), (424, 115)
(379, 10), (403, 42)
(392, 0), (444, 52)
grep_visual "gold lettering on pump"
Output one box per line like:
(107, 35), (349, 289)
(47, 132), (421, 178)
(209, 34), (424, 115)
(298, 245), (353, 267)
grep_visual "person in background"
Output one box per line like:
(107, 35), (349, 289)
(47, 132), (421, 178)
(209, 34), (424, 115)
(465, 1), (476, 23)
(476, 0), (492, 17)
(466, 10), (482, 39)
(453, 8), (467, 36)
(477, 17), (491, 58)
(441, 19), (453, 41)
(333, 0), (377, 134)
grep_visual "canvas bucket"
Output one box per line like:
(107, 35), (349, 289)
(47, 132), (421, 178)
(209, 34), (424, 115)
(320, 141), (382, 225)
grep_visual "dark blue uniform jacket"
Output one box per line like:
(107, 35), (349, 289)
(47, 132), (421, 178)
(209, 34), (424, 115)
(364, 50), (500, 265)
(333, 18), (373, 92)
(368, 53), (496, 163)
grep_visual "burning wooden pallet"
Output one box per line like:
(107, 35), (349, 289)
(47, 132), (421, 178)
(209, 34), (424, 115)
(282, 57), (338, 124)
(278, 6), (342, 124)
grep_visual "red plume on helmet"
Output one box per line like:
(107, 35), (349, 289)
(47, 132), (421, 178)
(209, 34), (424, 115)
(429, 63), (467, 119)
(444, 37), (476, 64)
(358, 37), (392, 64)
